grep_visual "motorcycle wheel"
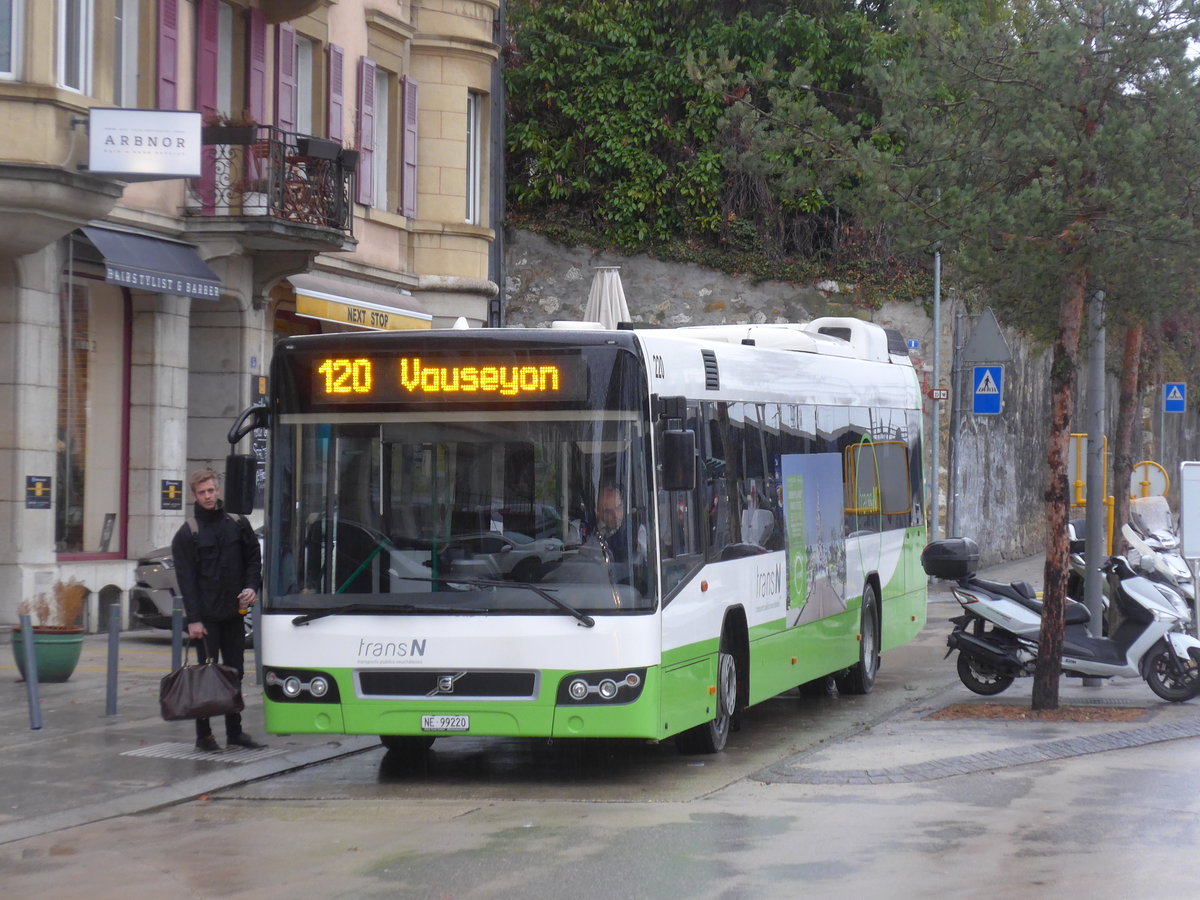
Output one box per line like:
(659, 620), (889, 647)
(1144, 645), (1200, 702)
(956, 652), (1014, 696)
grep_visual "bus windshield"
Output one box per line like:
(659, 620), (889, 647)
(266, 344), (653, 616)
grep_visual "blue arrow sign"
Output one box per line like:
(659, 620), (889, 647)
(973, 365), (1003, 415)
(1165, 382), (1187, 413)
(906, 338), (920, 350)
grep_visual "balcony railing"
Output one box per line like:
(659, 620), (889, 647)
(187, 125), (356, 237)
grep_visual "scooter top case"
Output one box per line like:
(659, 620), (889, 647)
(922, 538), (980, 580)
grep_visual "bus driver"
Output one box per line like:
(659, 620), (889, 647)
(594, 480), (647, 567)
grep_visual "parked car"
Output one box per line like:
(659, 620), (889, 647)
(130, 527), (263, 646)
(458, 503), (568, 541)
(440, 531), (564, 583)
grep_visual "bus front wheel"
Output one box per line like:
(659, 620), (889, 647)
(836, 582), (879, 695)
(676, 635), (737, 754)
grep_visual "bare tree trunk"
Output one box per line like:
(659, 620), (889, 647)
(1033, 271), (1088, 710)
(1111, 323), (1144, 555)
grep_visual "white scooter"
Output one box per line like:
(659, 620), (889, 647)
(1127, 496), (1195, 606)
(1067, 520), (1192, 633)
(1123, 523), (1195, 610)
(924, 537), (1200, 702)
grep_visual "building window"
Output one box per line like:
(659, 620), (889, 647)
(466, 91), (482, 224)
(113, 0), (138, 105)
(57, 277), (129, 556)
(373, 67), (390, 210)
(296, 34), (314, 135)
(216, 0), (233, 114)
(2, 0), (22, 80)
(58, 0), (93, 93)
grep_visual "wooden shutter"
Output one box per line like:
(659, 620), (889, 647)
(327, 44), (345, 142)
(275, 22), (297, 131)
(156, 0), (178, 110)
(195, 0), (219, 115)
(401, 76), (419, 217)
(356, 57), (376, 206)
(246, 8), (267, 124)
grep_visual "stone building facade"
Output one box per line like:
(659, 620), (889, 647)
(0, 0), (500, 628)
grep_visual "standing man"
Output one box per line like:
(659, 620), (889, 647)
(171, 468), (266, 752)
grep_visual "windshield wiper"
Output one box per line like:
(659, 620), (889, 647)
(400, 575), (595, 628)
(292, 601), (479, 626)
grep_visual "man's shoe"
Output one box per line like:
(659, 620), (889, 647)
(226, 732), (267, 750)
(195, 735), (222, 752)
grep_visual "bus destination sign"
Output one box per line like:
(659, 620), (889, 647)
(312, 353), (587, 404)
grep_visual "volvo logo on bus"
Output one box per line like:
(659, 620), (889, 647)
(431, 673), (466, 696)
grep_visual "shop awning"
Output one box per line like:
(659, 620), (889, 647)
(289, 273), (432, 331)
(79, 226), (221, 300)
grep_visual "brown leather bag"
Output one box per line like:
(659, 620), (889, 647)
(159, 646), (244, 721)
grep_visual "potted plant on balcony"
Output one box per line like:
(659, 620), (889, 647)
(297, 135), (342, 161)
(11, 580), (89, 683)
(338, 144), (360, 174)
(200, 109), (259, 146)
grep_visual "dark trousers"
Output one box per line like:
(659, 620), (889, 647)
(193, 616), (245, 740)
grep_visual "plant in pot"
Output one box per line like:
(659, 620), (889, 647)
(12, 580), (90, 683)
(200, 109), (260, 146)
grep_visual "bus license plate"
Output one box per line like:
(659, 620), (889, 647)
(421, 714), (469, 732)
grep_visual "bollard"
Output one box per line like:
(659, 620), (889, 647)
(19, 614), (43, 731)
(105, 602), (121, 716)
(171, 600), (184, 672)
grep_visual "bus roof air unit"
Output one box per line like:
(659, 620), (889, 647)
(806, 317), (894, 363)
(661, 319), (910, 366)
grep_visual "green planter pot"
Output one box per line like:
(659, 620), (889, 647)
(11, 627), (86, 683)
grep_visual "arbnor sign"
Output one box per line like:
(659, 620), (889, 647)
(87, 109), (202, 180)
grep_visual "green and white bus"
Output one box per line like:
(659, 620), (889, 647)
(228, 317), (927, 755)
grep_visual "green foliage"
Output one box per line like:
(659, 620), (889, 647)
(846, 0), (1200, 333)
(504, 0), (906, 269)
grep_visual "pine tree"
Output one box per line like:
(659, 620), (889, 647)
(845, 1), (1200, 707)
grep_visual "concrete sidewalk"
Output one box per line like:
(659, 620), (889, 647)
(0, 628), (375, 846)
(4, 552), (1198, 848)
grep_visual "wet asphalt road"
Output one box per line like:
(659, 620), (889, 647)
(4, 596), (1200, 898)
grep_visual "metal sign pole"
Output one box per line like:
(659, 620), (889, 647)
(930, 245), (942, 542)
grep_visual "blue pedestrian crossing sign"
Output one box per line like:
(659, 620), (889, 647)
(973, 365), (1003, 415)
(1164, 382), (1187, 413)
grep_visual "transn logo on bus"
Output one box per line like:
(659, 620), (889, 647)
(356, 637), (427, 663)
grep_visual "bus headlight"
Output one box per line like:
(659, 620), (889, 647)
(556, 668), (647, 705)
(264, 667), (341, 703)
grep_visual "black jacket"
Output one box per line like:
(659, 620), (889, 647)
(171, 502), (262, 624)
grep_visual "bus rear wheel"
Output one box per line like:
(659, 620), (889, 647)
(836, 582), (879, 695)
(676, 635), (737, 754)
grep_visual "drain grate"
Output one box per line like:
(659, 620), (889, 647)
(121, 741), (288, 764)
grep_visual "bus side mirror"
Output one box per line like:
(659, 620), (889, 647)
(224, 454), (257, 514)
(228, 405), (269, 444)
(661, 430), (696, 492)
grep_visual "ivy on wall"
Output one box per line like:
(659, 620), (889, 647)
(503, 1), (929, 304)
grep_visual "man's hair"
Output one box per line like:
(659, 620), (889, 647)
(188, 468), (220, 491)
